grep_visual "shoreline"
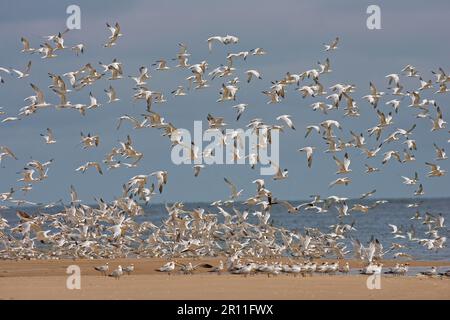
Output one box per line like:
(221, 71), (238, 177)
(1, 257), (449, 277)
(1, 258), (449, 299)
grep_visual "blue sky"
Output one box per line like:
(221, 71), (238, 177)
(0, 0), (449, 204)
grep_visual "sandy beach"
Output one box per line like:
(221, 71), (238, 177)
(0, 258), (449, 300)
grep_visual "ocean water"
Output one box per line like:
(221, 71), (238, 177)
(1, 197), (449, 261)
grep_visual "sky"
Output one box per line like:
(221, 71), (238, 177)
(0, 0), (449, 204)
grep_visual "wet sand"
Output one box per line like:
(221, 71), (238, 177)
(0, 258), (449, 299)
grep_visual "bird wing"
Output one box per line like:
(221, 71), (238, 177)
(280, 201), (295, 211)
(224, 177), (237, 196)
(30, 83), (45, 104)
(1, 146), (17, 159)
(425, 162), (437, 171)
(47, 128), (54, 140)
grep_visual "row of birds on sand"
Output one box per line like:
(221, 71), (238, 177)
(92, 259), (450, 279)
(0, 22), (448, 267)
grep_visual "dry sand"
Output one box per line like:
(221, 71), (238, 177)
(0, 258), (449, 299)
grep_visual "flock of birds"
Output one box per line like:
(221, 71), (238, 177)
(0, 23), (449, 278)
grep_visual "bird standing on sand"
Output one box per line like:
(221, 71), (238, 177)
(94, 263), (109, 276)
(109, 265), (123, 279)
